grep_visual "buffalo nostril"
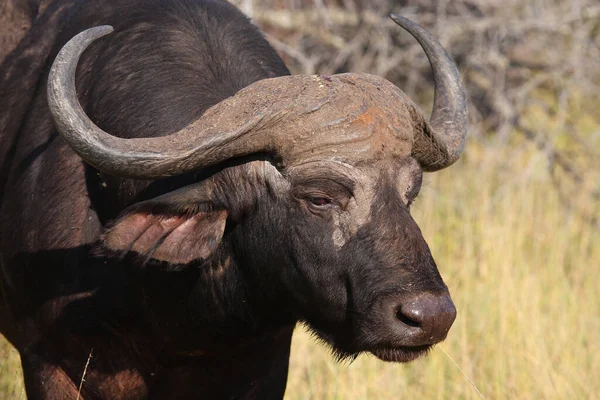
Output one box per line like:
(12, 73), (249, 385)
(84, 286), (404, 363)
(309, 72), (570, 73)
(396, 308), (422, 328)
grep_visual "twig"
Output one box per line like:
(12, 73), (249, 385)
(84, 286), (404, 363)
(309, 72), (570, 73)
(263, 32), (320, 74)
(439, 345), (485, 399)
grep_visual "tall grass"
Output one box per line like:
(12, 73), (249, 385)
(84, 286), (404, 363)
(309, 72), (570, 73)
(1, 139), (598, 399)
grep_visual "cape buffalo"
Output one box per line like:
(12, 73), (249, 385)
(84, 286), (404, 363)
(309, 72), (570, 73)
(0, 0), (467, 398)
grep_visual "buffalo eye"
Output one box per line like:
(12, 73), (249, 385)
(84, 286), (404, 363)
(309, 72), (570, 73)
(307, 196), (333, 208)
(405, 172), (423, 208)
(405, 188), (419, 208)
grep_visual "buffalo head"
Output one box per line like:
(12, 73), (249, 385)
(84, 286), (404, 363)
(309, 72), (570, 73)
(47, 15), (467, 362)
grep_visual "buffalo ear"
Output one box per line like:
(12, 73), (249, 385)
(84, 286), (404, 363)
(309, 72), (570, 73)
(102, 206), (227, 265)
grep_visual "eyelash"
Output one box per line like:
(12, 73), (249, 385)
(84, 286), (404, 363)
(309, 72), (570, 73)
(307, 196), (333, 207)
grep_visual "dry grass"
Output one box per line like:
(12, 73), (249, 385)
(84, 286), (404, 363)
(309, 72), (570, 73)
(0, 336), (24, 398)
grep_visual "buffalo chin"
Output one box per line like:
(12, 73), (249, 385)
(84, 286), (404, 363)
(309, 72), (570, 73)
(305, 325), (433, 364)
(370, 345), (432, 363)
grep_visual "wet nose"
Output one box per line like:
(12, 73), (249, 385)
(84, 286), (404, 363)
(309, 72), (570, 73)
(394, 293), (457, 345)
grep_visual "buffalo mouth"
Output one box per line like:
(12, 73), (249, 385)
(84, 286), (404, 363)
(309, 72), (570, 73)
(370, 345), (432, 363)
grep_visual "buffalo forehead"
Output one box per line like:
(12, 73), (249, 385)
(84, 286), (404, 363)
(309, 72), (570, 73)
(285, 74), (413, 164)
(234, 73), (416, 165)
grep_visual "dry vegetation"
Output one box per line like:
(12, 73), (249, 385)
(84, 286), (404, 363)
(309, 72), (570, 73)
(1, 0), (599, 398)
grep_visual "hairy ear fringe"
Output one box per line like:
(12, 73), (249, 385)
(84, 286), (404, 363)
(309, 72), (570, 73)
(101, 207), (227, 266)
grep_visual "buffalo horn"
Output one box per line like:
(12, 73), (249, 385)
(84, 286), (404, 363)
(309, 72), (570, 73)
(47, 25), (279, 179)
(390, 14), (468, 171)
(48, 20), (467, 179)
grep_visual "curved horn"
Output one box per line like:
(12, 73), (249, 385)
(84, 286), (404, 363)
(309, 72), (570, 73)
(47, 26), (279, 179)
(48, 23), (466, 179)
(390, 14), (468, 171)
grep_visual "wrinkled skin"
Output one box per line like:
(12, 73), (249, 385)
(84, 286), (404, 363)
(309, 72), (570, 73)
(0, 0), (457, 399)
